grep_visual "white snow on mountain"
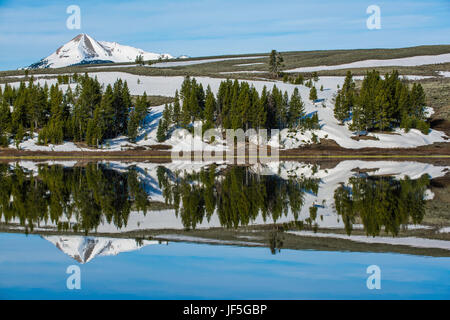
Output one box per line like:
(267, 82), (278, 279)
(44, 235), (163, 263)
(28, 34), (174, 69)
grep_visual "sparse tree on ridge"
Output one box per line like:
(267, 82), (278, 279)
(269, 50), (284, 78)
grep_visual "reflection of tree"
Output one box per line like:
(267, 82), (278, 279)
(158, 165), (320, 229)
(269, 231), (284, 255)
(0, 163), (149, 234)
(333, 174), (429, 236)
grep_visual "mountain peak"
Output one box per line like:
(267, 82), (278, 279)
(28, 34), (174, 69)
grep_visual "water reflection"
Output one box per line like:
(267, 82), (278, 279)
(157, 165), (319, 229)
(334, 174), (429, 236)
(0, 163), (149, 234)
(0, 161), (447, 237)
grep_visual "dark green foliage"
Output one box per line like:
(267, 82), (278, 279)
(203, 85), (216, 131)
(268, 50), (284, 78)
(157, 165), (320, 229)
(312, 72), (319, 82)
(334, 71), (355, 124)
(4, 73), (138, 147)
(341, 70), (429, 134)
(15, 124), (24, 148)
(288, 88), (305, 128)
(135, 55), (144, 65)
(0, 163), (149, 234)
(334, 174), (429, 236)
(156, 118), (168, 142)
(127, 92), (150, 142)
(155, 77), (320, 142)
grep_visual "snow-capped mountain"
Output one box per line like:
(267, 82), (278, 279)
(44, 235), (162, 263)
(28, 33), (174, 69)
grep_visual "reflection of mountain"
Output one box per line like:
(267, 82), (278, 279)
(44, 235), (161, 263)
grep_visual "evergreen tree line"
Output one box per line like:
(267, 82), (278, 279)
(334, 174), (429, 236)
(334, 70), (429, 134)
(156, 76), (320, 142)
(0, 74), (138, 147)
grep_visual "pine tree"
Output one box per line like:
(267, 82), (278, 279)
(100, 84), (115, 138)
(294, 74), (304, 85)
(135, 92), (149, 125)
(277, 91), (289, 129)
(289, 88), (305, 128)
(156, 119), (167, 142)
(410, 83), (426, 119)
(334, 71), (354, 124)
(309, 86), (318, 101)
(268, 50), (284, 78)
(172, 90), (181, 126)
(15, 124), (24, 149)
(203, 85), (216, 131)
(256, 86), (268, 129)
(162, 104), (172, 127)
(181, 96), (191, 129)
(0, 96), (11, 134)
(120, 80), (131, 134)
(374, 88), (390, 131)
(127, 111), (140, 142)
(135, 55), (144, 65)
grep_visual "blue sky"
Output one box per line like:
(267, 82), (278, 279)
(0, 0), (449, 70)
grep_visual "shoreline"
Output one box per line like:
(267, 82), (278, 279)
(1, 142), (450, 162)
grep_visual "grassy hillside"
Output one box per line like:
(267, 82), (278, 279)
(1, 44), (450, 80)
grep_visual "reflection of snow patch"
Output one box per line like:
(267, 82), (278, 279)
(424, 189), (435, 200)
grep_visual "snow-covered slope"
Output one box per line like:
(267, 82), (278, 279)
(3, 160), (447, 233)
(28, 34), (173, 69)
(45, 235), (162, 263)
(285, 53), (450, 73)
(3, 73), (447, 150)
